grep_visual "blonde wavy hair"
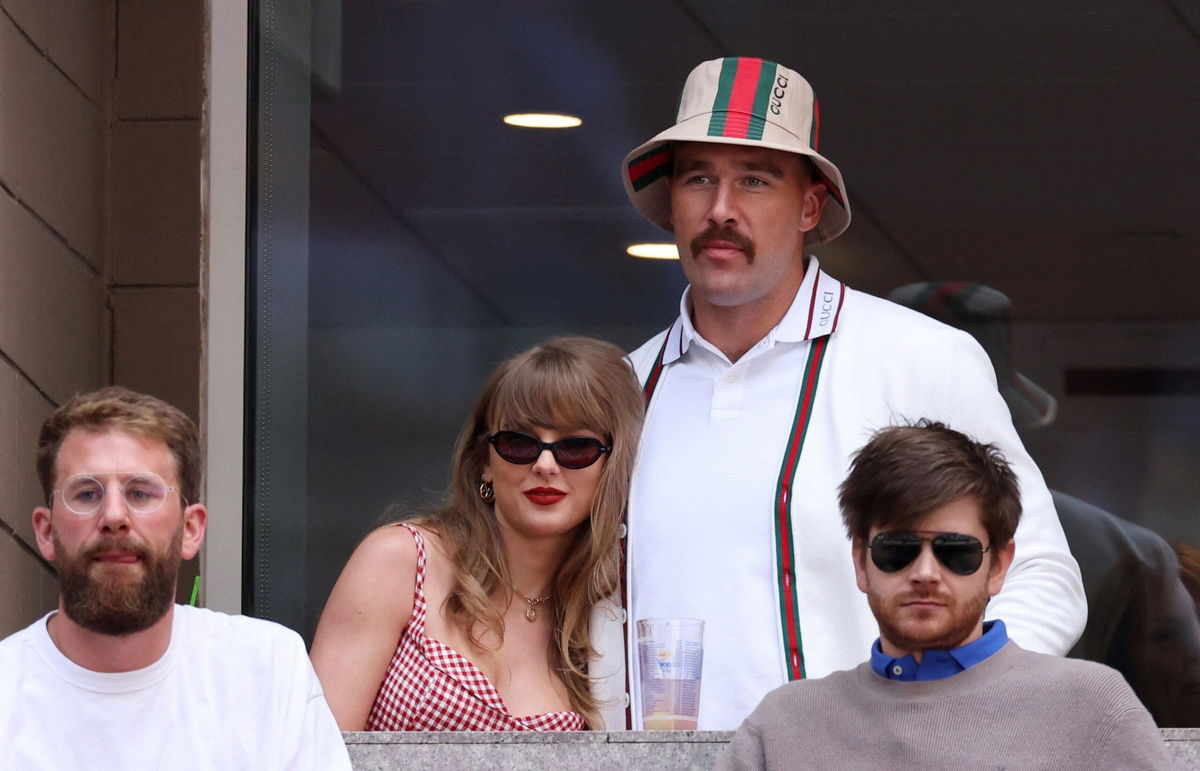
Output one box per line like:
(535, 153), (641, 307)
(412, 336), (643, 726)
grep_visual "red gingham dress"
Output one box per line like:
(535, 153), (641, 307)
(364, 523), (586, 731)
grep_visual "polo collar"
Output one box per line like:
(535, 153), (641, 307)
(663, 256), (846, 366)
(869, 619), (1009, 682)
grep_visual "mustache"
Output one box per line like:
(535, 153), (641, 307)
(896, 592), (949, 604)
(690, 225), (756, 262)
(81, 536), (151, 562)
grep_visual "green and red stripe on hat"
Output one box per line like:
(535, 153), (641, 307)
(707, 57), (778, 140)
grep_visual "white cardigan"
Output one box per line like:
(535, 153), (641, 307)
(590, 259), (1085, 730)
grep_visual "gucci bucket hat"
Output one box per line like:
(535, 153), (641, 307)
(622, 56), (851, 247)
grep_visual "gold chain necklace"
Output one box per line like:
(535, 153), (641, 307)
(514, 589), (552, 622)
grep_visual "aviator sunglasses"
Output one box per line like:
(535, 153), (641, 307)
(488, 431), (611, 469)
(869, 531), (991, 576)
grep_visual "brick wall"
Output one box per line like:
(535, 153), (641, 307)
(0, 0), (204, 637)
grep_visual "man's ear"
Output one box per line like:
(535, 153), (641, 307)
(986, 539), (1016, 597)
(181, 503), (208, 561)
(33, 507), (55, 561)
(851, 537), (869, 594)
(799, 179), (829, 233)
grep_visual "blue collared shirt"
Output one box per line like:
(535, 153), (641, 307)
(869, 620), (1009, 681)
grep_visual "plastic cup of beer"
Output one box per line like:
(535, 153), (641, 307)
(637, 618), (704, 730)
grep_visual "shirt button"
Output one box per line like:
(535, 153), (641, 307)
(617, 523), (627, 539)
(723, 372), (736, 383)
(620, 608), (628, 624)
(892, 665), (903, 676)
(623, 693), (631, 708)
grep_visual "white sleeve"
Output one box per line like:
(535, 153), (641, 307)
(588, 595), (628, 731)
(280, 640), (352, 771)
(296, 669), (353, 770)
(938, 331), (1087, 654)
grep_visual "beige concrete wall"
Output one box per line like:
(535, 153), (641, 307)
(109, 1), (203, 417)
(0, 0), (205, 637)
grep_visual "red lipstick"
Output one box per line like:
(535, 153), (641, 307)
(524, 487), (567, 506)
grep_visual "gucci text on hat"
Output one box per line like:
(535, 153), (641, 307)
(622, 57), (851, 247)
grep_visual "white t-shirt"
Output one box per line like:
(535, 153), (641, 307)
(0, 605), (351, 770)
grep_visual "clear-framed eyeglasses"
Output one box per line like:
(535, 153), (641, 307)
(53, 472), (182, 516)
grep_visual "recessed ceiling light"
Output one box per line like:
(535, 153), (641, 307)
(627, 243), (679, 260)
(503, 113), (582, 129)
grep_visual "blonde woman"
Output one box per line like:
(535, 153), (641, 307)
(312, 337), (643, 730)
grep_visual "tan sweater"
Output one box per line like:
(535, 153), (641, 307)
(718, 641), (1173, 770)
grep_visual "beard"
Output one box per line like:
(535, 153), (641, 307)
(54, 523), (182, 636)
(689, 224), (756, 263)
(869, 583), (989, 654)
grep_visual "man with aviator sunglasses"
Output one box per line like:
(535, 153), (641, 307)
(719, 422), (1169, 769)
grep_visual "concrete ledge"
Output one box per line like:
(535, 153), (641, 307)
(345, 731), (733, 770)
(345, 729), (1200, 769)
(1164, 730), (1200, 768)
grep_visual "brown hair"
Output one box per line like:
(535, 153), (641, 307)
(839, 420), (1021, 550)
(36, 386), (202, 505)
(412, 336), (644, 726)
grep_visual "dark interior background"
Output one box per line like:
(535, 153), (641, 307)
(249, 0), (1200, 648)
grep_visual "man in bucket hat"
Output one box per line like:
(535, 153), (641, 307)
(591, 57), (1085, 730)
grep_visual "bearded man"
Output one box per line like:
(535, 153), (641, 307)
(0, 387), (350, 770)
(718, 422), (1169, 770)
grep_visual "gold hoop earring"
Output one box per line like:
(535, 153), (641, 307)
(479, 479), (495, 503)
